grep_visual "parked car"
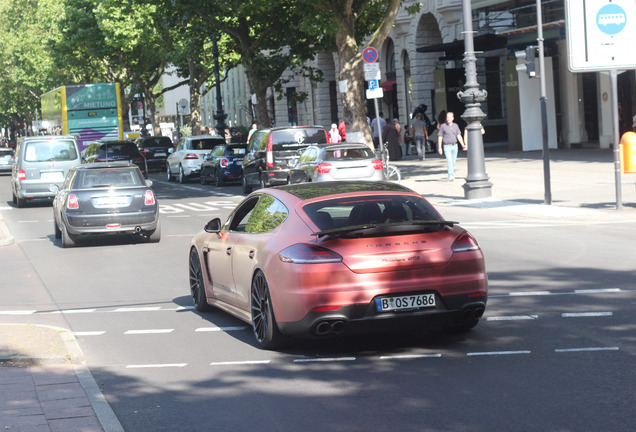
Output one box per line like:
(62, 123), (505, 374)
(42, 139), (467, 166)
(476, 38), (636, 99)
(51, 162), (160, 248)
(0, 148), (14, 173)
(241, 126), (329, 194)
(200, 143), (248, 186)
(166, 135), (226, 183)
(289, 143), (385, 184)
(11, 135), (82, 207)
(134, 136), (173, 172)
(188, 181), (487, 349)
(82, 141), (148, 178)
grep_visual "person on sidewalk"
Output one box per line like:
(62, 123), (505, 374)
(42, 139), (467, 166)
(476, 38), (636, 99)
(329, 123), (342, 143)
(371, 112), (386, 150)
(383, 120), (402, 161)
(410, 113), (429, 160)
(437, 112), (466, 181)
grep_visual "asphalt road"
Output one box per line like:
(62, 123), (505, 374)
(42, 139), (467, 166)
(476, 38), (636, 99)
(1, 171), (634, 432)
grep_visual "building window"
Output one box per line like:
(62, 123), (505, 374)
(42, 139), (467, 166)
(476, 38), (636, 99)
(485, 56), (502, 119)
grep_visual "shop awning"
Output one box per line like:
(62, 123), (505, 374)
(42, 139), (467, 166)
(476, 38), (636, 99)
(416, 33), (506, 57)
(380, 80), (396, 91)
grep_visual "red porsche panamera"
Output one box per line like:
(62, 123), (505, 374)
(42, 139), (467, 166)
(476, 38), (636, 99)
(189, 181), (487, 349)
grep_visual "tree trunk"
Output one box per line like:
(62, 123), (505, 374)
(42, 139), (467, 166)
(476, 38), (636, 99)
(244, 62), (271, 128)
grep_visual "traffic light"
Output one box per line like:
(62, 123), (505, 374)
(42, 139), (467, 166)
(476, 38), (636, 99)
(515, 46), (537, 78)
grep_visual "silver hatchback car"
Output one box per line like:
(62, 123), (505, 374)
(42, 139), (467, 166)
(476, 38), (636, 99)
(289, 143), (386, 184)
(11, 135), (82, 207)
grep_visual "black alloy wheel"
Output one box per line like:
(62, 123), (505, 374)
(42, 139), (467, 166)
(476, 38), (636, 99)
(251, 270), (284, 349)
(189, 248), (211, 312)
(242, 176), (253, 194)
(167, 164), (173, 181)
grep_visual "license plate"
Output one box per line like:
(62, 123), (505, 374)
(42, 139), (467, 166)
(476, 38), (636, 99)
(41, 171), (64, 181)
(154, 152), (166, 157)
(376, 293), (436, 312)
(93, 196), (130, 208)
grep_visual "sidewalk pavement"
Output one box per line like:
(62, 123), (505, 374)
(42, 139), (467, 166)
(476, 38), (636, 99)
(0, 146), (634, 432)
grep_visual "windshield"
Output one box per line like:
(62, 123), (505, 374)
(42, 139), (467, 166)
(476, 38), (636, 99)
(24, 139), (78, 162)
(76, 168), (145, 188)
(303, 195), (444, 236)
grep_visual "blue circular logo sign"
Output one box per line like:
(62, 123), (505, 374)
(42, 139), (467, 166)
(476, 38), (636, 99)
(597, 4), (627, 35)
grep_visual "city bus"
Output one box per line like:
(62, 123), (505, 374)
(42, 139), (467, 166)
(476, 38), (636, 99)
(41, 83), (124, 150)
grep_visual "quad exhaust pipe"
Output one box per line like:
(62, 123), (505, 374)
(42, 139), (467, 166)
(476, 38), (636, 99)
(462, 305), (485, 322)
(314, 320), (348, 336)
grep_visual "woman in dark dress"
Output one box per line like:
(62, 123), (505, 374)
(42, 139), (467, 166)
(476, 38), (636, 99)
(382, 121), (402, 161)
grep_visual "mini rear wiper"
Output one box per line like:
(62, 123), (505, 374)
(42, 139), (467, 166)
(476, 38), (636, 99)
(312, 220), (457, 238)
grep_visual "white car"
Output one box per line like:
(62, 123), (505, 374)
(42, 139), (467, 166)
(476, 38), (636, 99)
(166, 135), (226, 183)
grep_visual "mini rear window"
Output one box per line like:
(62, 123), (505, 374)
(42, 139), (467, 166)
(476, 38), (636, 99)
(271, 128), (327, 150)
(192, 139), (225, 150)
(77, 168), (145, 188)
(323, 147), (374, 161)
(24, 140), (78, 162)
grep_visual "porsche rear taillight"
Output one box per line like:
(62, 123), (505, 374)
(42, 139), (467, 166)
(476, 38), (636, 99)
(372, 159), (383, 170)
(266, 135), (273, 167)
(451, 232), (480, 252)
(184, 153), (199, 160)
(278, 244), (343, 264)
(220, 157), (229, 168)
(144, 190), (155, 205)
(67, 194), (79, 209)
(18, 169), (26, 181)
(316, 163), (332, 174)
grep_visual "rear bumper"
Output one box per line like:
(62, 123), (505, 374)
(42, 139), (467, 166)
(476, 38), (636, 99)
(277, 294), (487, 338)
(16, 180), (62, 199)
(65, 210), (158, 235)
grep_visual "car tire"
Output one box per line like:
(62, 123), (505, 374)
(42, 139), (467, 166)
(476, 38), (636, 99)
(12, 191), (17, 204)
(166, 164), (174, 181)
(189, 248), (212, 312)
(54, 218), (61, 239)
(15, 194), (26, 208)
(61, 222), (75, 248)
(147, 221), (161, 243)
(251, 270), (285, 350)
(242, 176), (253, 195)
(215, 171), (224, 187)
(200, 173), (208, 185)
(178, 165), (187, 184)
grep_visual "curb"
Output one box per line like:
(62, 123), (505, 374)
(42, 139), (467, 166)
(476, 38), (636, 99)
(0, 213), (14, 246)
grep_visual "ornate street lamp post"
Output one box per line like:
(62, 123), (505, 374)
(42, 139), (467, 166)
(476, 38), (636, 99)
(458, 0), (492, 199)
(212, 35), (228, 138)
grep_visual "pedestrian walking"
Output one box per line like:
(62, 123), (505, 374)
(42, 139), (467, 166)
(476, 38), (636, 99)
(329, 123), (342, 143)
(370, 112), (386, 150)
(383, 120), (402, 161)
(410, 113), (429, 160)
(437, 112), (466, 181)
(338, 121), (346, 142)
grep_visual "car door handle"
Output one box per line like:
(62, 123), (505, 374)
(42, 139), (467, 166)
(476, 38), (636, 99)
(226, 247), (232, 255)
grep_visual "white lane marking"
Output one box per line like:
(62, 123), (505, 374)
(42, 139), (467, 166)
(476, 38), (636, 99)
(555, 347), (619, 353)
(379, 354), (442, 360)
(125, 329), (174, 335)
(574, 288), (622, 294)
(487, 315), (539, 321)
(467, 350), (531, 356)
(51, 309), (97, 314)
(195, 326), (247, 332)
(73, 331), (106, 336)
(166, 215), (191, 218)
(293, 357), (356, 363)
(18, 220), (40, 223)
(113, 307), (162, 313)
(126, 363), (187, 369)
(0, 310), (36, 315)
(508, 291), (551, 297)
(562, 312), (613, 318)
(0, 206), (13, 211)
(209, 360), (271, 366)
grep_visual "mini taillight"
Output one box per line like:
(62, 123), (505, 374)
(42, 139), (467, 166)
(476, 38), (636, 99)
(139, 149), (148, 156)
(144, 190), (155, 205)
(184, 153), (199, 160)
(451, 232), (480, 252)
(266, 135), (273, 167)
(220, 157), (228, 168)
(372, 159), (384, 170)
(67, 194), (79, 209)
(278, 244), (343, 264)
(18, 169), (26, 181)
(316, 163), (332, 174)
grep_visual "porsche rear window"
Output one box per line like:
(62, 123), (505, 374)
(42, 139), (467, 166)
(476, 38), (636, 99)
(303, 196), (441, 231)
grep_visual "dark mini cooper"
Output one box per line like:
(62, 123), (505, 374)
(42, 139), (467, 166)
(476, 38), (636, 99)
(51, 163), (160, 248)
(200, 143), (247, 186)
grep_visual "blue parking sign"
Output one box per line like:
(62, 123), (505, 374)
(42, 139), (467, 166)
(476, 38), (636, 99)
(368, 79), (379, 90)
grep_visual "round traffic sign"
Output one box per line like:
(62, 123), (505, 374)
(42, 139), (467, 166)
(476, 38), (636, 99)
(363, 47), (379, 63)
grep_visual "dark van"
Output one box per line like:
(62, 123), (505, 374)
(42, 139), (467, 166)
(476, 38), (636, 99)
(242, 126), (329, 194)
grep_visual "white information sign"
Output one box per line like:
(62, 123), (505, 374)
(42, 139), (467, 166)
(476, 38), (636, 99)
(366, 88), (384, 99)
(566, 0), (636, 72)
(364, 63), (381, 80)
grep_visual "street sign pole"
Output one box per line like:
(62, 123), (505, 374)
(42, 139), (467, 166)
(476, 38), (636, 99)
(363, 47), (383, 150)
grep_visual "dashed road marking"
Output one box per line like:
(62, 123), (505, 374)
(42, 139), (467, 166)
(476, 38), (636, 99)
(126, 363), (187, 369)
(293, 357), (357, 363)
(487, 315), (539, 321)
(467, 350), (531, 356)
(125, 329), (174, 335)
(562, 312), (613, 317)
(209, 360), (271, 366)
(195, 326), (247, 332)
(555, 347), (619, 353)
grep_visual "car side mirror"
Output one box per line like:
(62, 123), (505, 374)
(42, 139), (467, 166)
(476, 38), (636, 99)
(168, 148), (174, 154)
(204, 218), (222, 233)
